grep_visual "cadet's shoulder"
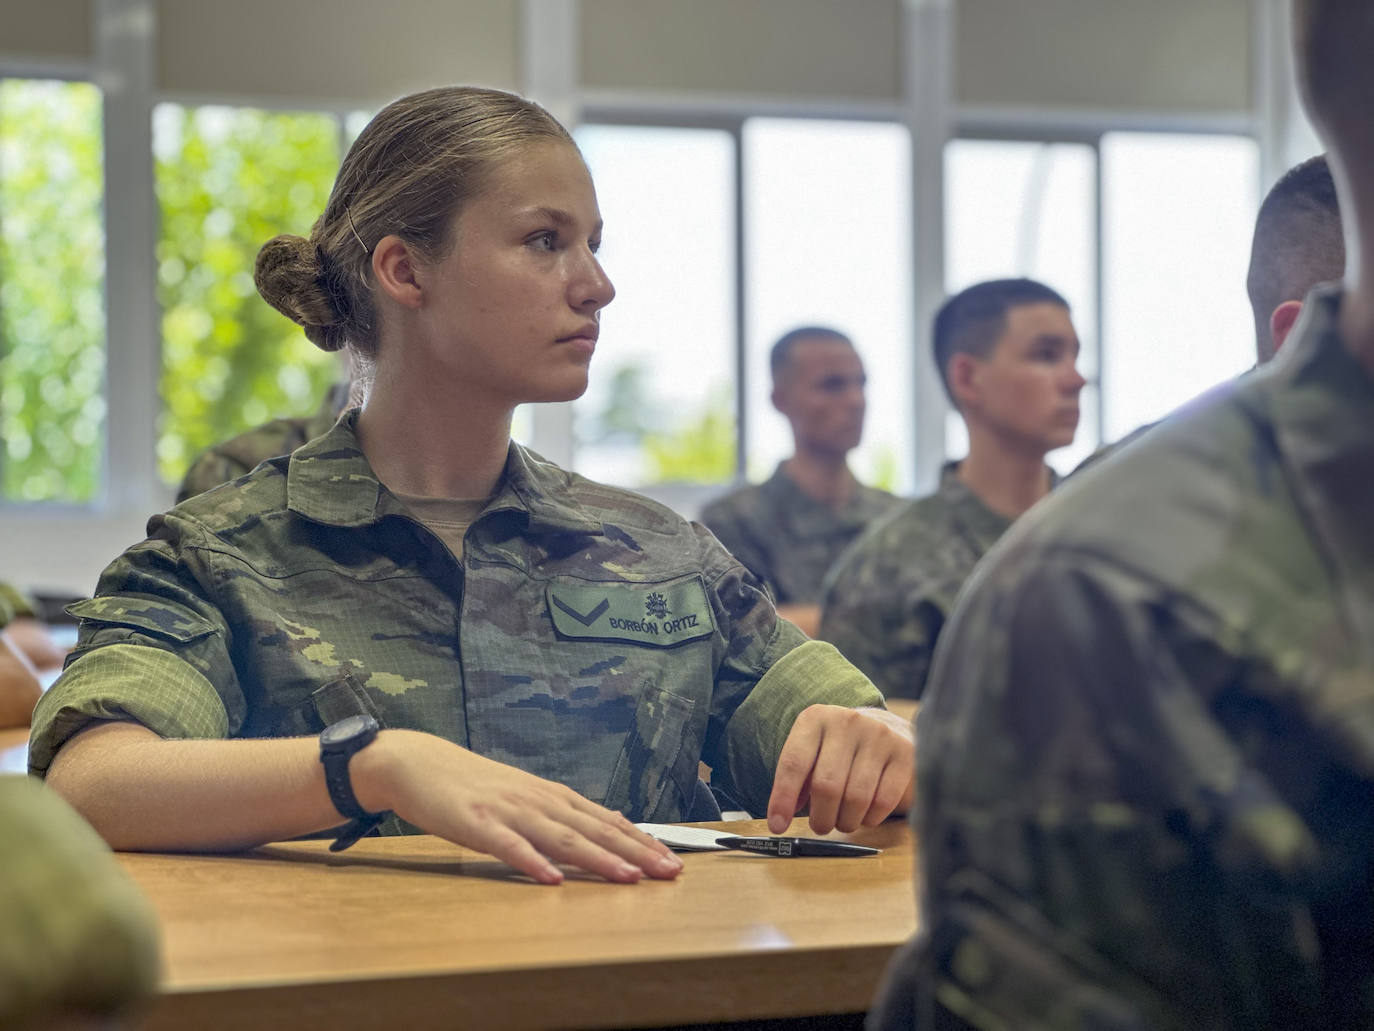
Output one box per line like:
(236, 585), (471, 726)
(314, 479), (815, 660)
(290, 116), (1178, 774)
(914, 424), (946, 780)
(996, 375), (1278, 588)
(824, 497), (931, 587)
(699, 482), (767, 528)
(856, 489), (961, 551)
(527, 456), (708, 539)
(539, 466), (746, 580)
(856, 482), (904, 510)
(208, 416), (313, 468)
(163, 456), (293, 543)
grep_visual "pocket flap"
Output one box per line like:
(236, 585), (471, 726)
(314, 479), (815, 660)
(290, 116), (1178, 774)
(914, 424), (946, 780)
(66, 596), (218, 644)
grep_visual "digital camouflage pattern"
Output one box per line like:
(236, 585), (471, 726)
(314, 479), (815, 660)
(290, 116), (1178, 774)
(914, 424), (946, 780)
(700, 464), (901, 605)
(0, 581), (34, 629)
(819, 465), (1012, 700)
(0, 775), (158, 1026)
(31, 412), (884, 824)
(175, 380), (351, 502)
(873, 287), (1374, 1030)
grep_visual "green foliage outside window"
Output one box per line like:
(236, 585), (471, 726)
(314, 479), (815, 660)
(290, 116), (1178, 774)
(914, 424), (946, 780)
(0, 80), (105, 502)
(155, 104), (342, 484)
(580, 361), (736, 484)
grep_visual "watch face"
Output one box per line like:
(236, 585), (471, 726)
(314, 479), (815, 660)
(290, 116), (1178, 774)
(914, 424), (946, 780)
(320, 713), (377, 748)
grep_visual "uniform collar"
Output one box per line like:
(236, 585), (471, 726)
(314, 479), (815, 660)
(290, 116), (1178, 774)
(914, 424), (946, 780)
(287, 410), (605, 536)
(936, 461), (1017, 551)
(1260, 286), (1374, 641)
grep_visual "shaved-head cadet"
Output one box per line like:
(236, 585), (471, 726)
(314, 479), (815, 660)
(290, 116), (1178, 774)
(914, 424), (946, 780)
(700, 326), (901, 638)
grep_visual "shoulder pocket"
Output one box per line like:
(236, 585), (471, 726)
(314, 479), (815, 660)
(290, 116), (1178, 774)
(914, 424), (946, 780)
(546, 575), (716, 648)
(67, 596), (218, 645)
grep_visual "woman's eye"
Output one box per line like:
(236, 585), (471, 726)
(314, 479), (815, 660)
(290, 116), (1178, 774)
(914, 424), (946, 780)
(530, 231), (557, 251)
(589, 238), (602, 255)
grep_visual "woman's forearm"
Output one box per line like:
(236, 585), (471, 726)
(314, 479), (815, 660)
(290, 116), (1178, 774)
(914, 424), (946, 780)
(44, 721), (359, 851)
(42, 721), (686, 885)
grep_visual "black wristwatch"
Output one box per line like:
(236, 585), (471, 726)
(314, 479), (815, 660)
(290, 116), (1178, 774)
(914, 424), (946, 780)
(319, 714), (389, 852)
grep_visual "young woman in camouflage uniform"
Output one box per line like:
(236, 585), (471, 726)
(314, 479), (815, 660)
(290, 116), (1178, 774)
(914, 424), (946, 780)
(33, 87), (913, 885)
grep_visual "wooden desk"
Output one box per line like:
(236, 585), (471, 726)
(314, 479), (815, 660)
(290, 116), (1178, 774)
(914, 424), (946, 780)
(122, 818), (916, 1031)
(0, 726), (28, 774)
(886, 698), (918, 724)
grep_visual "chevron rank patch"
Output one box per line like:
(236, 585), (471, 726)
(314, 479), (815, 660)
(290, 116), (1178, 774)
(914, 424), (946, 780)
(546, 577), (716, 647)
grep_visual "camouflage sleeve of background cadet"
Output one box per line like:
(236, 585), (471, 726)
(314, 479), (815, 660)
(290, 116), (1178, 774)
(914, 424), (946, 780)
(906, 549), (1331, 1030)
(0, 775), (158, 1027)
(28, 511), (244, 777)
(177, 448), (256, 504)
(0, 580), (36, 629)
(697, 527), (884, 816)
(698, 498), (780, 600)
(819, 542), (941, 700)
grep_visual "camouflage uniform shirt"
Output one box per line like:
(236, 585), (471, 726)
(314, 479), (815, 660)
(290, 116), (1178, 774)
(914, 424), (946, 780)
(0, 581), (34, 630)
(700, 465), (901, 605)
(874, 287), (1374, 1030)
(819, 465), (1013, 700)
(176, 381), (350, 502)
(31, 412), (882, 824)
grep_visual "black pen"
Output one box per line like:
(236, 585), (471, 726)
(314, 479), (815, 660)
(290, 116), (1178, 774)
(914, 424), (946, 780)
(714, 835), (880, 858)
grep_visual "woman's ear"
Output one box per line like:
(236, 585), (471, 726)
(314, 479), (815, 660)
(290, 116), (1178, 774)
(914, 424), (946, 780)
(371, 234), (424, 309)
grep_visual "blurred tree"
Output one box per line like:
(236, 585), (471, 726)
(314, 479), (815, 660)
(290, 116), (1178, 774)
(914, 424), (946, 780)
(643, 385), (735, 483)
(0, 80), (105, 502)
(155, 104), (341, 484)
(580, 360), (736, 484)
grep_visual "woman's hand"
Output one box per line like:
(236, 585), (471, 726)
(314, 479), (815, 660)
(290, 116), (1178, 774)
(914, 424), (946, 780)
(355, 729), (684, 885)
(765, 705), (915, 834)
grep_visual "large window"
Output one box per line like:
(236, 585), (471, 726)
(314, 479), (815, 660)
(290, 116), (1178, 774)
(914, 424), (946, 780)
(0, 79), (105, 503)
(1101, 132), (1259, 442)
(154, 104), (345, 485)
(574, 124), (736, 486)
(744, 118), (914, 494)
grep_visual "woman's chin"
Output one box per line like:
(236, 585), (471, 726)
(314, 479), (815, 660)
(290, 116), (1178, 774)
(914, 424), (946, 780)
(525, 373), (591, 405)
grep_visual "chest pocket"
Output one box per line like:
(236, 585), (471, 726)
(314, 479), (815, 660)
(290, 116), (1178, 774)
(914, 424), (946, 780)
(601, 685), (701, 822)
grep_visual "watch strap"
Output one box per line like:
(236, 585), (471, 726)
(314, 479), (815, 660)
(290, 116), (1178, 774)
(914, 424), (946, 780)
(319, 715), (389, 852)
(329, 811), (388, 852)
(321, 747), (374, 821)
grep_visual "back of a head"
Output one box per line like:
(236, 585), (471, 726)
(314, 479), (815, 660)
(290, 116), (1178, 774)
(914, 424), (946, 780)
(1246, 155), (1344, 362)
(253, 86), (573, 377)
(770, 325), (853, 385)
(1293, 2), (1374, 157)
(932, 278), (1069, 405)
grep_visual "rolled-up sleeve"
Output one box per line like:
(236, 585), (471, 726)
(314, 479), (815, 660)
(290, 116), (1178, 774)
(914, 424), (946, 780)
(723, 638), (885, 815)
(28, 512), (244, 776)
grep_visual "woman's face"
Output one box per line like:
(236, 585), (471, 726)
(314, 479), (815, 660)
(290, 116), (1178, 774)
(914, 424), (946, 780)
(410, 141), (615, 406)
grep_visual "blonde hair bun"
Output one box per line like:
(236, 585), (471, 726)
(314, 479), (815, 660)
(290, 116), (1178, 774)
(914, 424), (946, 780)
(253, 234), (348, 352)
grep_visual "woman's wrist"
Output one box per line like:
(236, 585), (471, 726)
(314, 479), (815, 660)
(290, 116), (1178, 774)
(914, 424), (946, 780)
(348, 727), (414, 815)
